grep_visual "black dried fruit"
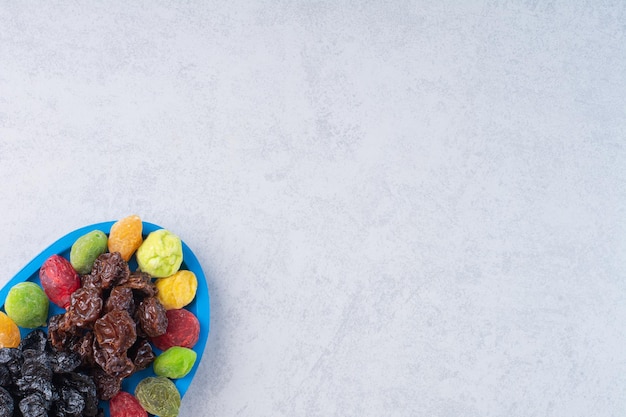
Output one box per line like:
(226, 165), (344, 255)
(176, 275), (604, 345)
(0, 387), (13, 417)
(18, 392), (48, 417)
(19, 330), (47, 353)
(51, 351), (81, 374)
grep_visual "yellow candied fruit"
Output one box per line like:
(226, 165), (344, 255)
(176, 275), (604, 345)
(108, 215), (143, 261)
(155, 270), (198, 310)
(0, 311), (21, 348)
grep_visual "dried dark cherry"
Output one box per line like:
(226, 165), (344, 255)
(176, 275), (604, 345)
(128, 339), (155, 371)
(67, 288), (103, 328)
(89, 252), (130, 289)
(94, 310), (136, 353)
(136, 297), (168, 338)
(105, 287), (135, 315)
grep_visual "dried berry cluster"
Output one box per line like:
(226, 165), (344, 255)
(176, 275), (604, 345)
(0, 330), (101, 417)
(48, 252), (168, 400)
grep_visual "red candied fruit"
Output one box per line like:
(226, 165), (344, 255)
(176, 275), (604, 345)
(109, 391), (147, 417)
(39, 254), (81, 309)
(151, 309), (200, 351)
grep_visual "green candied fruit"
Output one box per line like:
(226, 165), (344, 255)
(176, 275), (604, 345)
(135, 376), (181, 417)
(5, 282), (49, 328)
(70, 230), (108, 274)
(153, 346), (197, 379)
(135, 229), (183, 278)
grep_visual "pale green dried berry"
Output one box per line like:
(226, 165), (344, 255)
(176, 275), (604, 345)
(135, 376), (181, 417)
(70, 230), (108, 274)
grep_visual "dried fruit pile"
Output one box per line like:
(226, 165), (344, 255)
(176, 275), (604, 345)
(48, 251), (165, 400)
(0, 329), (99, 417)
(0, 215), (202, 417)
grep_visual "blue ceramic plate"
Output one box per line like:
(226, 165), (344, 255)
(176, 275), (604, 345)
(0, 221), (210, 416)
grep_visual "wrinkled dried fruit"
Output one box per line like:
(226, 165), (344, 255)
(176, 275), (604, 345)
(108, 215), (143, 262)
(135, 376), (180, 417)
(94, 310), (136, 353)
(47, 314), (73, 351)
(0, 386), (13, 417)
(67, 288), (103, 328)
(151, 309), (200, 351)
(105, 286), (135, 315)
(109, 391), (147, 417)
(5, 282), (49, 328)
(93, 347), (134, 379)
(155, 270), (197, 310)
(0, 331), (100, 417)
(91, 368), (122, 400)
(39, 254), (80, 309)
(89, 252), (130, 290)
(136, 297), (168, 338)
(0, 313), (20, 349)
(122, 272), (156, 298)
(128, 338), (155, 371)
(70, 230), (108, 275)
(153, 346), (197, 379)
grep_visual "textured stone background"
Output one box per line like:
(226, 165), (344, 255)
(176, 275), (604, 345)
(0, 1), (625, 416)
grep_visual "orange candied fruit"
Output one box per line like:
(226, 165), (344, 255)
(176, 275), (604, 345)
(108, 215), (143, 261)
(0, 311), (21, 348)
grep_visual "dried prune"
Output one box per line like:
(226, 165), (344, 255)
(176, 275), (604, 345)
(128, 339), (154, 371)
(93, 347), (134, 379)
(67, 288), (103, 328)
(94, 310), (136, 353)
(122, 272), (157, 298)
(56, 385), (85, 417)
(0, 365), (10, 386)
(16, 374), (54, 402)
(21, 352), (52, 382)
(47, 314), (75, 351)
(109, 391), (147, 417)
(39, 255), (80, 309)
(69, 333), (95, 368)
(105, 287), (135, 315)
(18, 392), (48, 417)
(20, 330), (47, 353)
(89, 252), (130, 289)
(136, 297), (168, 338)
(51, 351), (81, 374)
(0, 386), (13, 417)
(0, 348), (22, 381)
(58, 373), (98, 417)
(91, 368), (121, 400)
